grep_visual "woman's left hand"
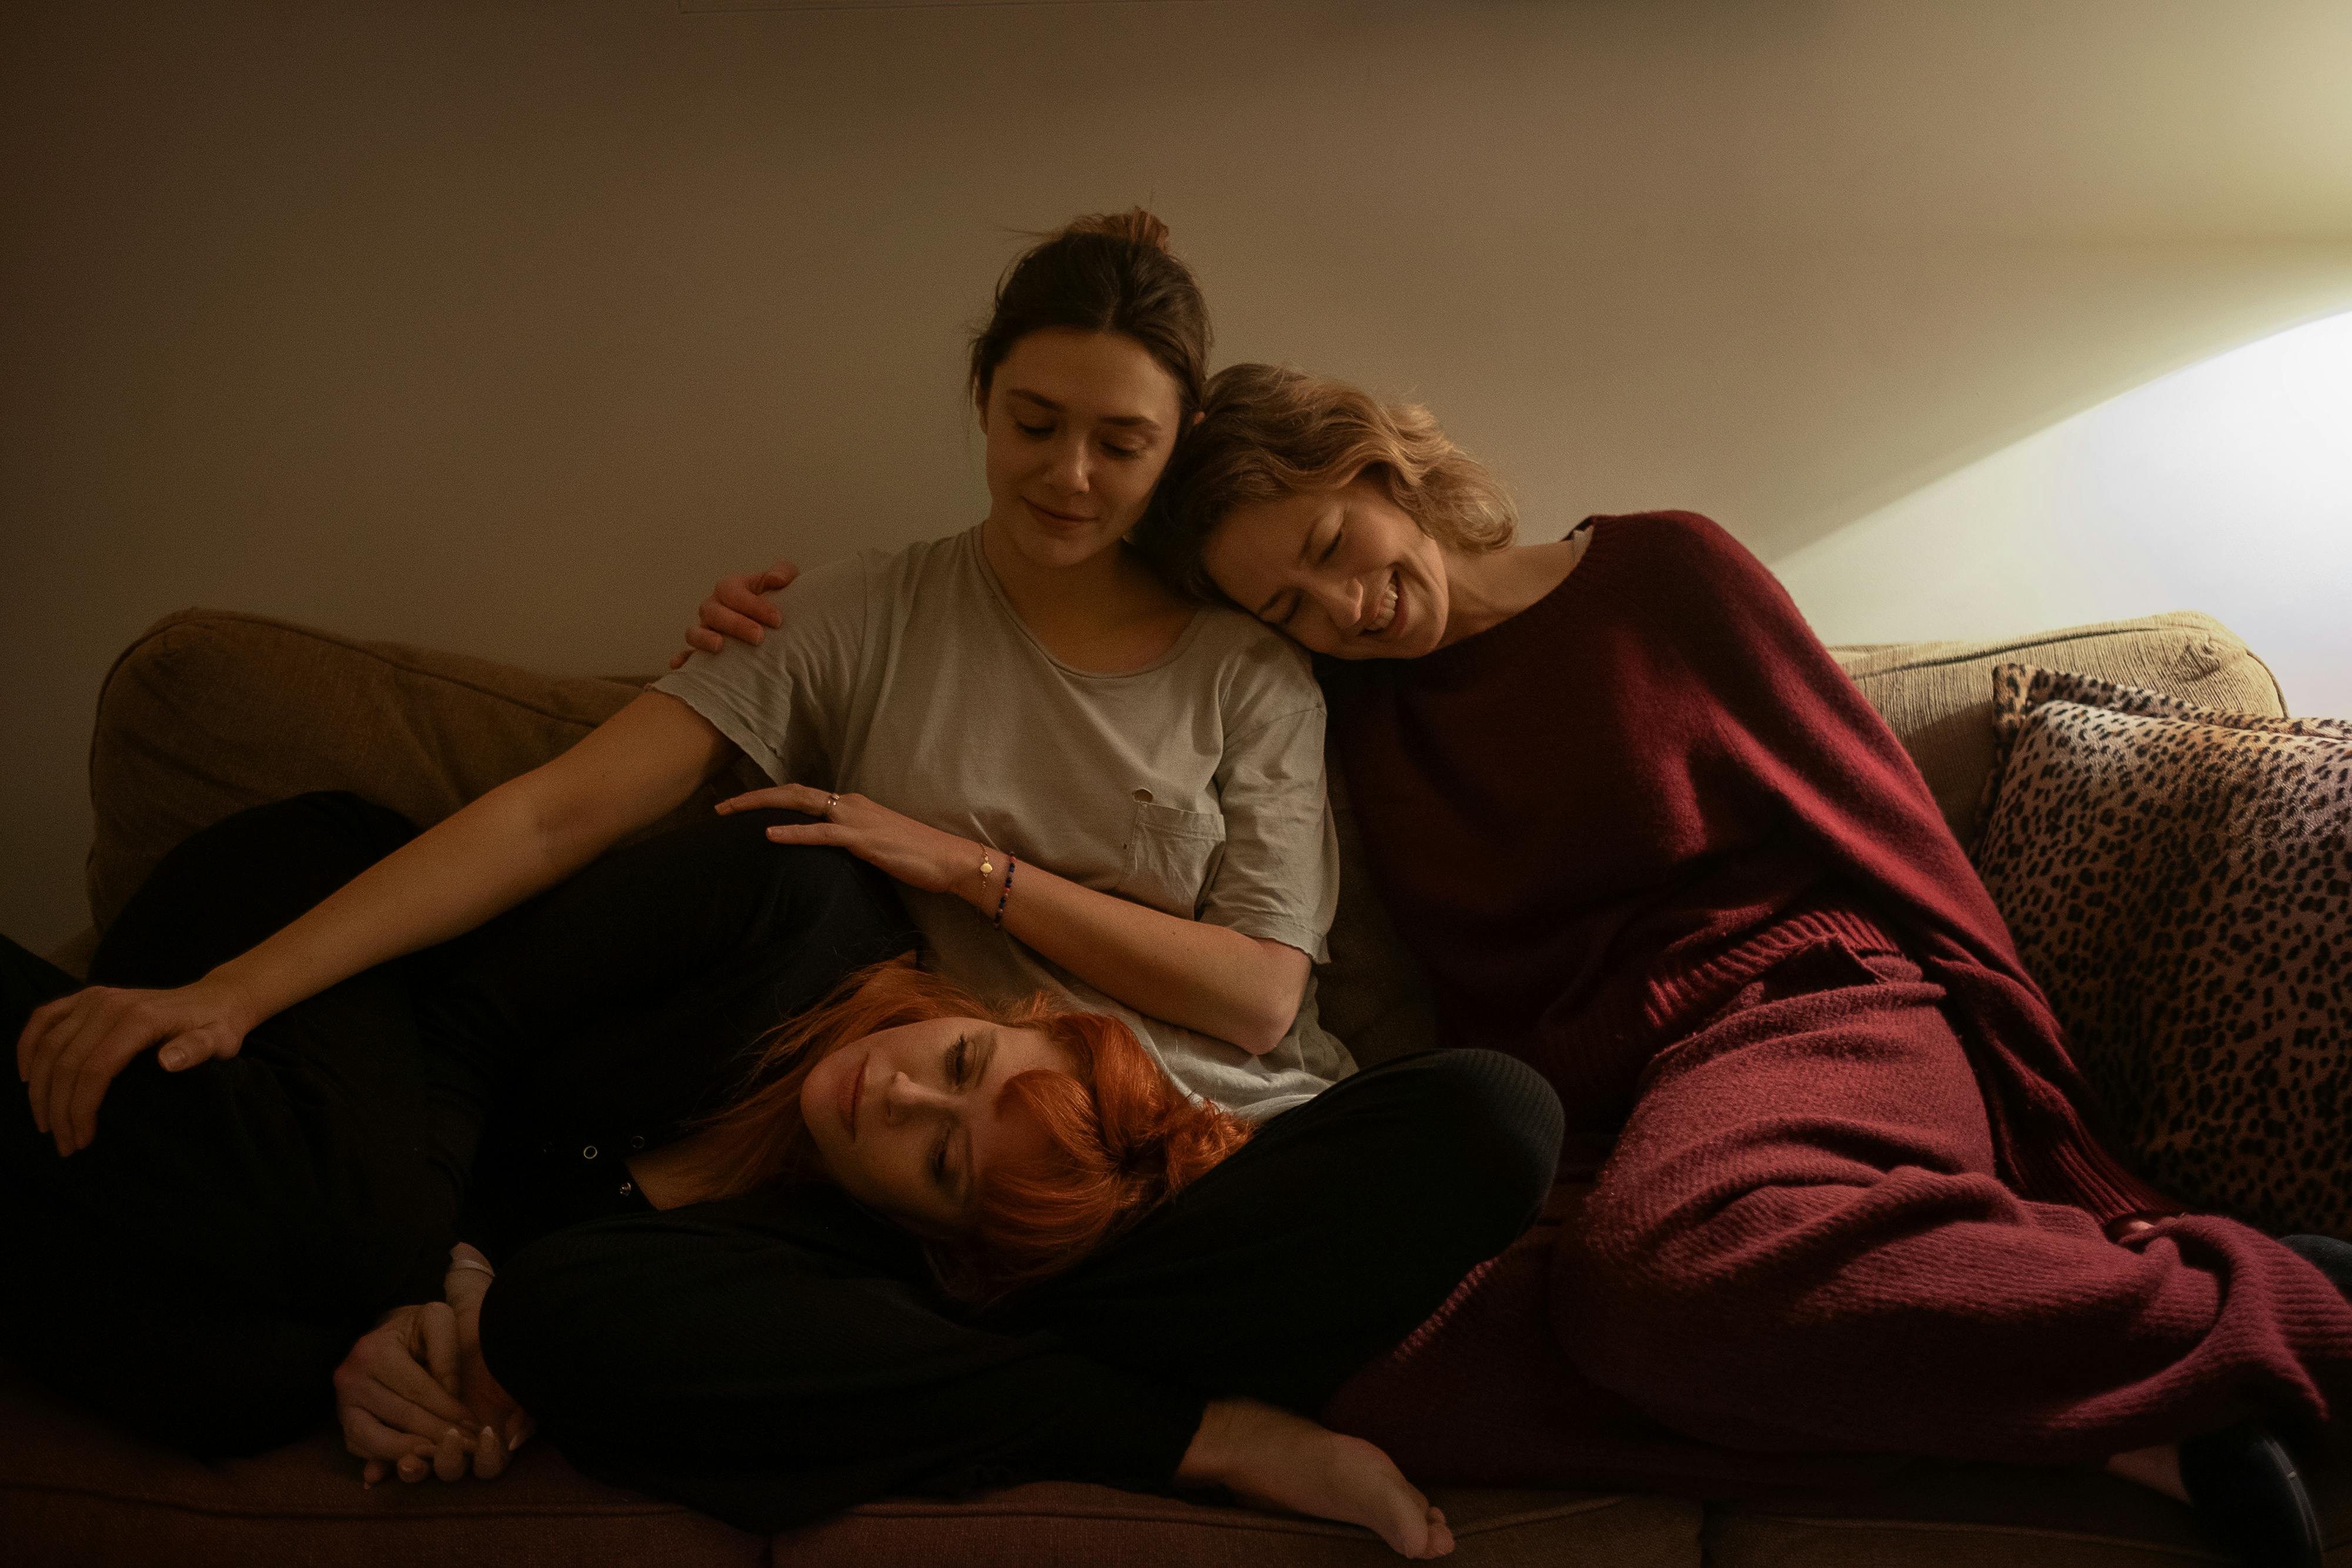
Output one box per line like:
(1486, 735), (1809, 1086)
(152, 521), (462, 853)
(716, 785), (980, 898)
(332, 1245), (533, 1487)
(333, 1300), (483, 1486)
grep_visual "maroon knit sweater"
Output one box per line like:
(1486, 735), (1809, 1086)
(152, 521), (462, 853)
(1324, 510), (2173, 1222)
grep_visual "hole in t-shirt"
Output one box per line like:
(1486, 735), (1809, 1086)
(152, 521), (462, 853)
(1132, 788), (1154, 804)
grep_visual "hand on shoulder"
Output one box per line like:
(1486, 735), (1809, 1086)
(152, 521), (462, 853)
(670, 559), (799, 670)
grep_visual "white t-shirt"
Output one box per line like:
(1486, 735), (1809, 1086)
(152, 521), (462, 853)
(652, 527), (1354, 1118)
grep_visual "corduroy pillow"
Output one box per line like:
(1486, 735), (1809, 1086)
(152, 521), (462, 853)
(1973, 666), (2352, 1238)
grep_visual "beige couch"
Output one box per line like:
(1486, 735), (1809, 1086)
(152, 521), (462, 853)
(3, 606), (2343, 1567)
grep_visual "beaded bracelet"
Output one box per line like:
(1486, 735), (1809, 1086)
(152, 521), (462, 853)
(992, 855), (1017, 928)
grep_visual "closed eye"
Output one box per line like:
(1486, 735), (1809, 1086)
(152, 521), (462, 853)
(1016, 421), (1053, 439)
(931, 1035), (973, 1193)
(1318, 526), (1343, 564)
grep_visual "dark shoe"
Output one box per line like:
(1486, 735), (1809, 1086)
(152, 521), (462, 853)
(2178, 1420), (2323, 1568)
(2279, 1233), (2352, 1301)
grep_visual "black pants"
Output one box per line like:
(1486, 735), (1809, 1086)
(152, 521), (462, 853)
(4, 794), (1563, 1528)
(484, 1045), (1561, 1529)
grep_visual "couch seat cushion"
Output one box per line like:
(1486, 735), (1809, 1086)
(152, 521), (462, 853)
(0, 1359), (1703, 1568)
(1709, 1432), (2348, 1568)
(780, 1483), (1701, 1567)
(0, 1359), (761, 1567)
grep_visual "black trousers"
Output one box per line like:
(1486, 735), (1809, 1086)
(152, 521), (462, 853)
(4, 793), (1563, 1530)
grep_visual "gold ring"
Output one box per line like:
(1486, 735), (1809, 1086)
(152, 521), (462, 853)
(825, 793), (840, 813)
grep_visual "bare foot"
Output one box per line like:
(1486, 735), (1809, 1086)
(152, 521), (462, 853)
(1178, 1397), (1453, 1558)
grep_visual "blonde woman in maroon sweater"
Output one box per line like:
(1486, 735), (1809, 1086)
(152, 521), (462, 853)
(1127, 363), (2352, 1568)
(687, 357), (2350, 1566)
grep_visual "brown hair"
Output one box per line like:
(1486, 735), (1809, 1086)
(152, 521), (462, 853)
(1137, 362), (1517, 603)
(686, 959), (1251, 1304)
(968, 209), (1212, 422)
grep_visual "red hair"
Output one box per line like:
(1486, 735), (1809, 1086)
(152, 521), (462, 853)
(685, 959), (1251, 1303)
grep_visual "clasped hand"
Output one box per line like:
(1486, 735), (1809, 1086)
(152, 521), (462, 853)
(333, 1243), (534, 1486)
(15, 974), (258, 1157)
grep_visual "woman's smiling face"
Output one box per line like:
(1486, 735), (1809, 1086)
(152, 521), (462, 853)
(979, 326), (1186, 573)
(800, 1014), (1075, 1236)
(1202, 476), (1452, 660)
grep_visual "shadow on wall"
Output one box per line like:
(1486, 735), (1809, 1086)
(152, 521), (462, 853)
(1774, 309), (2352, 720)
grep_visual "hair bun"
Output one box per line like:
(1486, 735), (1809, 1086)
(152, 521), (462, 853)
(1067, 207), (1172, 253)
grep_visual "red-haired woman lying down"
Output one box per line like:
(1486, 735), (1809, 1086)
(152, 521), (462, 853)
(6, 793), (1556, 1559)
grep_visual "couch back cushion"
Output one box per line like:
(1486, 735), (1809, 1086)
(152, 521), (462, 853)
(1831, 610), (2283, 848)
(87, 607), (2285, 1069)
(86, 610), (673, 928)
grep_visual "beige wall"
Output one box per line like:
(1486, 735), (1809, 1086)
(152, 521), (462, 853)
(6, 0), (2351, 948)
(1778, 306), (2352, 718)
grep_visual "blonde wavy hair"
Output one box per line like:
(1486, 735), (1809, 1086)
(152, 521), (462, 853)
(1137, 362), (1516, 603)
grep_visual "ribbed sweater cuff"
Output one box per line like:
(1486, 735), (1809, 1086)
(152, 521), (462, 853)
(2015, 1120), (2179, 1227)
(1642, 905), (1899, 1032)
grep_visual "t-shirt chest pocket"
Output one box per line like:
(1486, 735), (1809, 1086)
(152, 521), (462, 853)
(1115, 791), (1228, 918)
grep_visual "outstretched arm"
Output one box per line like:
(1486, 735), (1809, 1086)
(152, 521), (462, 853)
(18, 691), (734, 1154)
(203, 691), (731, 1026)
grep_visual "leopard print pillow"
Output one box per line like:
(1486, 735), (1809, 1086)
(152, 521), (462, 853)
(1973, 666), (2352, 1239)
